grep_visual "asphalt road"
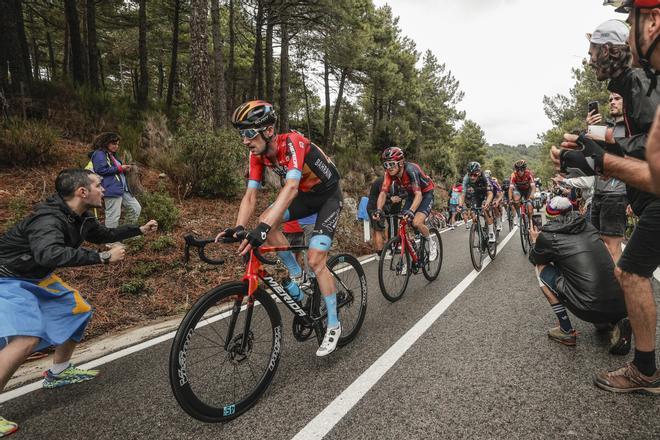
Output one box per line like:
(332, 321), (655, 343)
(2, 223), (659, 440)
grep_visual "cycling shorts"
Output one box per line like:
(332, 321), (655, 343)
(402, 191), (434, 216)
(618, 199), (660, 278)
(285, 184), (343, 251)
(513, 188), (532, 202)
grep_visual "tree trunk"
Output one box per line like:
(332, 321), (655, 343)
(46, 32), (56, 80)
(81, 1), (89, 82)
(137, 0), (149, 109)
(265, 8), (274, 102)
(300, 63), (311, 137)
(211, 0), (227, 128)
(63, 0), (84, 85)
(86, 0), (100, 90)
(16, 0), (32, 88)
(278, 18), (289, 132)
(63, 19), (69, 77)
(328, 68), (347, 151)
(157, 61), (164, 99)
(228, 0), (236, 113)
(28, 7), (39, 80)
(189, 0), (213, 128)
(250, 0), (264, 99)
(166, 0), (180, 110)
(0, 1), (31, 93)
(323, 54), (330, 146)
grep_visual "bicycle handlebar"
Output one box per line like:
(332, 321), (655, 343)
(183, 233), (280, 266)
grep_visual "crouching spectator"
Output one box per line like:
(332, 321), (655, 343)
(0, 169), (158, 436)
(528, 196), (630, 355)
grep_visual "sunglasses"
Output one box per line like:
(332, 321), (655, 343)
(239, 127), (266, 139)
(383, 161), (400, 170)
(470, 172), (480, 177)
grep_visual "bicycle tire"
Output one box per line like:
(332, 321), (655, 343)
(327, 253), (368, 346)
(378, 236), (411, 302)
(520, 213), (530, 254)
(169, 282), (282, 423)
(469, 222), (483, 271)
(507, 205), (514, 231)
(422, 228), (443, 281)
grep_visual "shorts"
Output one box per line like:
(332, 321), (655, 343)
(618, 198), (660, 278)
(591, 194), (627, 237)
(285, 185), (343, 251)
(402, 191), (434, 216)
(0, 274), (92, 352)
(513, 188), (531, 201)
(449, 204), (458, 213)
(538, 265), (560, 295)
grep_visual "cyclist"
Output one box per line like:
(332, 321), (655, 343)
(508, 160), (536, 224)
(501, 177), (513, 223)
(459, 162), (496, 242)
(221, 100), (343, 357)
(372, 147), (438, 262)
(485, 171), (504, 232)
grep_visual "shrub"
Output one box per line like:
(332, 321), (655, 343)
(119, 278), (146, 295)
(3, 196), (29, 230)
(130, 261), (161, 277)
(138, 189), (180, 232)
(152, 126), (244, 198)
(150, 235), (176, 251)
(0, 119), (58, 167)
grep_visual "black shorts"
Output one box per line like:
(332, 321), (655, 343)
(402, 191), (434, 216)
(286, 185), (343, 251)
(591, 194), (627, 237)
(618, 199), (660, 278)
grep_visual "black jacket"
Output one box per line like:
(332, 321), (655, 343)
(0, 195), (141, 279)
(529, 212), (626, 323)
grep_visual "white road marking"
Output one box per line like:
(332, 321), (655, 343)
(291, 227), (518, 440)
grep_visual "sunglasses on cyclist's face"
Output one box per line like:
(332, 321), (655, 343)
(383, 161), (400, 170)
(239, 127), (266, 140)
(470, 172), (480, 178)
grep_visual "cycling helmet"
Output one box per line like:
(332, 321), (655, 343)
(467, 161), (481, 173)
(514, 160), (527, 171)
(231, 100), (277, 129)
(612, 0), (660, 12)
(382, 147), (404, 162)
(483, 169), (492, 179)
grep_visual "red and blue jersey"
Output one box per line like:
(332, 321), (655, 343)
(510, 170), (535, 192)
(381, 162), (434, 195)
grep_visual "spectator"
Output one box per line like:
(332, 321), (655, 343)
(89, 132), (142, 241)
(528, 196), (630, 354)
(448, 180), (462, 229)
(552, 17), (660, 392)
(366, 176), (404, 254)
(0, 169), (158, 436)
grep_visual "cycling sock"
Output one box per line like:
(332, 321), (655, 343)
(633, 349), (657, 376)
(324, 293), (339, 328)
(277, 251), (302, 278)
(50, 362), (69, 375)
(551, 303), (573, 333)
(283, 278), (305, 302)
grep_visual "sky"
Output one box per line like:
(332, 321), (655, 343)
(372, 0), (621, 146)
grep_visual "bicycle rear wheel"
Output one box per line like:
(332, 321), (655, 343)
(378, 236), (411, 302)
(169, 282), (282, 422)
(469, 222), (484, 271)
(422, 228), (443, 281)
(327, 253), (368, 346)
(507, 205), (514, 231)
(520, 213), (530, 254)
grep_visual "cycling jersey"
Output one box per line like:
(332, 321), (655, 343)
(510, 170), (535, 192)
(248, 131), (340, 193)
(381, 162), (434, 195)
(490, 179), (502, 197)
(462, 173), (493, 202)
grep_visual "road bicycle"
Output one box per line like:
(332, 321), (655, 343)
(169, 233), (367, 422)
(504, 200), (515, 231)
(517, 200), (531, 254)
(468, 205), (497, 271)
(378, 214), (443, 302)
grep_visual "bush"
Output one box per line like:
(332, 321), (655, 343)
(3, 196), (29, 230)
(151, 126), (244, 198)
(119, 278), (146, 295)
(150, 235), (176, 251)
(0, 119), (58, 167)
(130, 261), (161, 277)
(138, 189), (180, 232)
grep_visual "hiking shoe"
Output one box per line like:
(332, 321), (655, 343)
(0, 417), (18, 438)
(316, 324), (341, 357)
(547, 326), (577, 346)
(594, 362), (660, 394)
(42, 364), (99, 389)
(609, 318), (632, 356)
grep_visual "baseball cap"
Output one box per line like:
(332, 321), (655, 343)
(545, 196), (573, 218)
(587, 19), (629, 45)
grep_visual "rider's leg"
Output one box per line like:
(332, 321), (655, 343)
(261, 208), (302, 278)
(412, 212), (430, 237)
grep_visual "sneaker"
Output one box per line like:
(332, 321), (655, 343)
(42, 364), (99, 389)
(609, 317), (632, 356)
(0, 417), (18, 438)
(488, 232), (496, 243)
(316, 324), (342, 357)
(429, 239), (438, 262)
(547, 326), (577, 346)
(384, 251), (392, 260)
(465, 221), (471, 230)
(594, 362), (660, 394)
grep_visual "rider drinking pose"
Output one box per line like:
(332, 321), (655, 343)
(459, 162), (496, 242)
(508, 160), (537, 223)
(372, 147), (438, 261)
(220, 100), (343, 357)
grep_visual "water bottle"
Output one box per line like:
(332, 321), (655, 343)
(283, 277), (304, 302)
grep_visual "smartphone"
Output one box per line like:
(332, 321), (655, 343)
(587, 100), (599, 115)
(532, 213), (543, 230)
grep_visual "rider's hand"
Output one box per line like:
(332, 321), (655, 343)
(391, 196), (402, 204)
(402, 209), (414, 221)
(238, 222), (271, 255)
(216, 225), (245, 242)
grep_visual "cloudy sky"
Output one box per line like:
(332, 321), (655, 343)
(372, 0), (620, 146)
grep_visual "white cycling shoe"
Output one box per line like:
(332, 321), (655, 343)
(316, 324), (342, 357)
(488, 232), (496, 243)
(429, 239), (438, 261)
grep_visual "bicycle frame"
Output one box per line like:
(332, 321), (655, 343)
(395, 217), (420, 266)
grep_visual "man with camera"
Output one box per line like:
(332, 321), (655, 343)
(528, 196), (630, 353)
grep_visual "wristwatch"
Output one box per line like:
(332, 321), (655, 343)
(99, 251), (112, 264)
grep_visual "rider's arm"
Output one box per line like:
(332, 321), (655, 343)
(485, 190), (494, 205)
(376, 191), (387, 211)
(408, 190), (423, 212)
(261, 178), (299, 226)
(235, 187), (259, 228)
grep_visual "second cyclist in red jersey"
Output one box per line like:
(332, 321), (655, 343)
(508, 159), (537, 221)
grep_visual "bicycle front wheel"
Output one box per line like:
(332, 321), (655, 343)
(469, 222), (483, 271)
(169, 282), (282, 423)
(422, 228), (443, 281)
(378, 236), (411, 302)
(507, 206), (514, 231)
(327, 253), (368, 346)
(520, 213), (530, 254)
